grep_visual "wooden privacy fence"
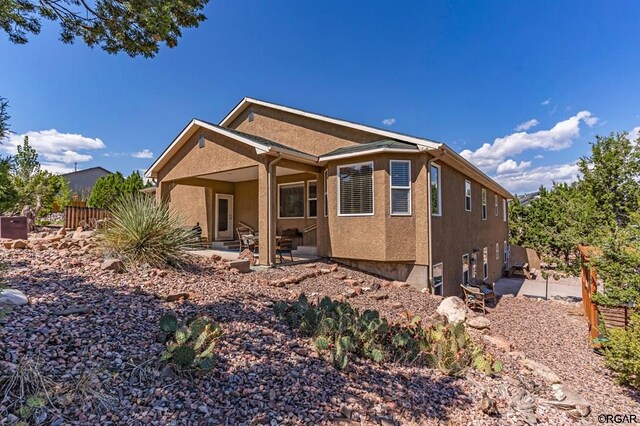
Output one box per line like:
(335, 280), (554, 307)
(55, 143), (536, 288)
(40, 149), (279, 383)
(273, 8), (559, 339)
(64, 206), (110, 230)
(579, 245), (635, 341)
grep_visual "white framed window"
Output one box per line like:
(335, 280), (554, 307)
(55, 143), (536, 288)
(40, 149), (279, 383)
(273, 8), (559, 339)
(462, 254), (469, 284)
(432, 262), (443, 296)
(483, 247), (489, 279)
(502, 198), (507, 222)
(481, 188), (487, 220)
(390, 160), (411, 215)
(278, 182), (305, 219)
(307, 180), (317, 218)
(338, 161), (374, 216)
(494, 194), (498, 216)
(430, 163), (441, 216)
(465, 180), (472, 211)
(496, 243), (499, 260)
(323, 170), (329, 217)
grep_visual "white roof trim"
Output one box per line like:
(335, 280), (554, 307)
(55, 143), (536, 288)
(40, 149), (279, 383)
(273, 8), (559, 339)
(220, 97), (442, 150)
(319, 147), (420, 162)
(145, 119), (317, 178)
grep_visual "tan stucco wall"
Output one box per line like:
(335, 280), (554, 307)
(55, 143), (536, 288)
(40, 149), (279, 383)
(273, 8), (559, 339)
(430, 160), (509, 296)
(156, 129), (262, 183)
(229, 105), (384, 156)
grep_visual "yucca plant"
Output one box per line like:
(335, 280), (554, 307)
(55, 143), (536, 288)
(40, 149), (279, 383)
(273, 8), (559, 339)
(100, 193), (197, 268)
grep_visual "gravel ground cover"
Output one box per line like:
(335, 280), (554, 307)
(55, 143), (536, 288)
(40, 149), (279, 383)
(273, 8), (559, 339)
(0, 246), (636, 425)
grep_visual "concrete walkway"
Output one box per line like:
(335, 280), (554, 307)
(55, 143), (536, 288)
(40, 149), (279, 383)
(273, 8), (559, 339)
(495, 276), (582, 300)
(187, 248), (320, 264)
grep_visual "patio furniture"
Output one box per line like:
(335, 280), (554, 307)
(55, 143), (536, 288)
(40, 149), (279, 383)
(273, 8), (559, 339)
(461, 283), (496, 315)
(276, 237), (294, 263)
(509, 262), (535, 279)
(469, 277), (497, 307)
(236, 226), (255, 252)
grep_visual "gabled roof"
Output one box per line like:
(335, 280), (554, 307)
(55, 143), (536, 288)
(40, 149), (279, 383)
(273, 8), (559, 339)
(61, 166), (112, 177)
(146, 97), (514, 199)
(145, 118), (317, 178)
(319, 139), (419, 161)
(220, 97), (442, 150)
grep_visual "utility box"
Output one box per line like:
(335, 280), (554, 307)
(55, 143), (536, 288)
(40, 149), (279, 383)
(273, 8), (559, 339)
(0, 216), (28, 240)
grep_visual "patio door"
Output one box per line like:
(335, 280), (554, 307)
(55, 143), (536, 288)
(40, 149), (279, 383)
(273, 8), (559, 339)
(215, 194), (234, 240)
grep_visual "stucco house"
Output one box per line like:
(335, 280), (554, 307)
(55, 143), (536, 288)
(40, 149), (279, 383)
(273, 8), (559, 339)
(145, 98), (512, 296)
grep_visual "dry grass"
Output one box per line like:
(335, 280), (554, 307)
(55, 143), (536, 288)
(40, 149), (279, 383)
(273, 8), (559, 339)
(0, 357), (58, 421)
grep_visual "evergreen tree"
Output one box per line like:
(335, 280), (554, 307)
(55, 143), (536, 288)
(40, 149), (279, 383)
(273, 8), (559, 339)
(0, 158), (18, 212)
(88, 172), (126, 209)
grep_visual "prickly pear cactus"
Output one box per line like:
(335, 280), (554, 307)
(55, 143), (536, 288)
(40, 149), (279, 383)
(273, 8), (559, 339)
(159, 313), (178, 333)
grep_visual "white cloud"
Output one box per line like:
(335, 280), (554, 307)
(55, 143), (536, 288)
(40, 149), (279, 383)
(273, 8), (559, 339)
(41, 163), (76, 174)
(495, 163), (580, 194)
(629, 126), (640, 142)
(496, 159), (532, 174)
(541, 99), (551, 105)
(515, 119), (539, 132)
(460, 111), (598, 172)
(132, 149), (153, 159)
(534, 154), (545, 159)
(382, 118), (396, 126)
(1, 129), (105, 168)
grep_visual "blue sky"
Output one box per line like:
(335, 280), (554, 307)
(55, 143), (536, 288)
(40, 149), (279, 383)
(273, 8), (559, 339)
(1, 0), (639, 193)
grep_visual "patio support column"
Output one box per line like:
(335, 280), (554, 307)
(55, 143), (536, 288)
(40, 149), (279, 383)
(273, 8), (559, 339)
(258, 159), (277, 265)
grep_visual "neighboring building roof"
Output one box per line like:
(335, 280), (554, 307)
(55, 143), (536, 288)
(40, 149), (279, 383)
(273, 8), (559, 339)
(319, 139), (419, 161)
(61, 166), (112, 177)
(518, 191), (540, 206)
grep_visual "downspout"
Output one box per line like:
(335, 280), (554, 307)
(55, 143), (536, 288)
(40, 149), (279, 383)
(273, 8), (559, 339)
(267, 155), (283, 266)
(426, 148), (446, 293)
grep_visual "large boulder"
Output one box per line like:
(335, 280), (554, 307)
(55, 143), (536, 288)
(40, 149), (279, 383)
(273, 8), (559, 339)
(436, 296), (467, 324)
(101, 258), (125, 272)
(0, 289), (28, 306)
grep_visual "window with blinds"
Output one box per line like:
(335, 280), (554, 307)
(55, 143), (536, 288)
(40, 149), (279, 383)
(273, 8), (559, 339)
(390, 160), (411, 215)
(430, 163), (441, 216)
(278, 182), (304, 218)
(323, 170), (328, 217)
(338, 162), (374, 216)
(307, 180), (317, 218)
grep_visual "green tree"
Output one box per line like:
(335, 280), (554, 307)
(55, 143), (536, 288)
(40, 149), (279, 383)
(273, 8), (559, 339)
(0, 157), (18, 212)
(89, 172), (126, 208)
(122, 170), (145, 193)
(578, 132), (640, 230)
(0, 97), (9, 141)
(54, 177), (72, 210)
(0, 0), (208, 58)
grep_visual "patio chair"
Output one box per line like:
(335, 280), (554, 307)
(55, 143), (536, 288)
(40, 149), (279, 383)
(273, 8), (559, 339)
(468, 277), (497, 307)
(241, 235), (259, 254)
(236, 227), (255, 253)
(276, 237), (294, 263)
(461, 284), (493, 315)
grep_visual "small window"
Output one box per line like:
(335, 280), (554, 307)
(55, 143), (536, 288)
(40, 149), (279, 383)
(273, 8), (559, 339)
(503, 198), (507, 222)
(278, 182), (305, 219)
(465, 180), (472, 211)
(390, 160), (411, 215)
(483, 247), (489, 279)
(494, 194), (498, 216)
(430, 163), (441, 216)
(323, 170), (329, 217)
(496, 243), (499, 260)
(462, 254), (469, 285)
(482, 189), (487, 220)
(338, 162), (374, 216)
(307, 180), (317, 218)
(432, 262), (443, 296)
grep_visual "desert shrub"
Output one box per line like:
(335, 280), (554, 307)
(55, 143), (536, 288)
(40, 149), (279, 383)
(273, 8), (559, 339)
(274, 294), (501, 376)
(602, 311), (640, 388)
(0, 357), (57, 422)
(100, 193), (196, 268)
(159, 313), (223, 371)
